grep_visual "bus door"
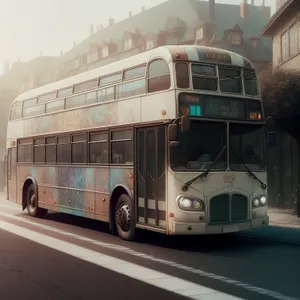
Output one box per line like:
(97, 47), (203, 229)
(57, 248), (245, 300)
(136, 126), (166, 229)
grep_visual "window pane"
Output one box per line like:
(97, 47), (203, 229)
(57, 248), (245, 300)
(18, 145), (33, 162)
(98, 87), (114, 102)
(72, 134), (86, 142)
(34, 138), (45, 145)
(148, 75), (171, 93)
(89, 142), (108, 164)
(99, 73), (122, 87)
(74, 79), (98, 93)
(46, 99), (64, 113)
(38, 92), (56, 103)
(176, 63), (189, 88)
(58, 136), (70, 144)
(244, 69), (258, 95)
(46, 137), (56, 144)
(112, 130), (132, 140)
(289, 23), (297, 57)
(281, 30), (289, 61)
(66, 94), (86, 109)
(72, 143), (86, 163)
(111, 141), (133, 164)
(58, 87), (73, 98)
(148, 60), (169, 78)
(57, 144), (71, 163)
(86, 91), (97, 105)
(115, 79), (145, 99)
(124, 66), (146, 80)
(192, 64), (216, 76)
(23, 104), (45, 118)
(89, 132), (108, 142)
(34, 146), (45, 163)
(10, 107), (22, 120)
(23, 98), (37, 107)
(219, 68), (242, 94)
(46, 145), (56, 163)
(193, 77), (217, 91)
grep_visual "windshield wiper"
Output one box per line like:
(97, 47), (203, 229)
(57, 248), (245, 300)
(241, 162), (267, 190)
(181, 145), (226, 191)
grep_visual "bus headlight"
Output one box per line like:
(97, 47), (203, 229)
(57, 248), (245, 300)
(252, 198), (260, 207)
(177, 196), (204, 211)
(252, 195), (267, 207)
(259, 195), (267, 206)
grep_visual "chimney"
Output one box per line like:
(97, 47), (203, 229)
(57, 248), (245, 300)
(40, 50), (43, 56)
(100, 24), (103, 30)
(240, 0), (249, 21)
(141, 6), (145, 12)
(209, 0), (215, 20)
(109, 18), (114, 26)
(129, 11), (132, 17)
(135, 28), (141, 35)
(73, 41), (77, 48)
(60, 50), (64, 56)
(251, 0), (254, 4)
(90, 24), (94, 36)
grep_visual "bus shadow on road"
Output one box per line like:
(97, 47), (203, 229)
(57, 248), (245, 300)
(42, 211), (273, 254)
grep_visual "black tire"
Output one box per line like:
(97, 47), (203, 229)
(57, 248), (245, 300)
(26, 184), (48, 218)
(114, 194), (136, 241)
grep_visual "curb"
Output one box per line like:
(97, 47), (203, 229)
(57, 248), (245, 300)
(269, 222), (300, 229)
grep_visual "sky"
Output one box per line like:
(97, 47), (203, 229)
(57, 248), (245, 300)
(0, 0), (275, 73)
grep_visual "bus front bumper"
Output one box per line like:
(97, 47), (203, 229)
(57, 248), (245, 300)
(170, 216), (269, 235)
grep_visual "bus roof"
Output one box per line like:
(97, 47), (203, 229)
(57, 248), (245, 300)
(12, 45), (254, 105)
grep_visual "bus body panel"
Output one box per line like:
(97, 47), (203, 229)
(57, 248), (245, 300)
(15, 164), (134, 221)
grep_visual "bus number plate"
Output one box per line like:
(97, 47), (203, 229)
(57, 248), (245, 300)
(223, 225), (239, 233)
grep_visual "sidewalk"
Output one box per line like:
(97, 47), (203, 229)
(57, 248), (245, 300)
(268, 207), (300, 229)
(239, 208), (300, 246)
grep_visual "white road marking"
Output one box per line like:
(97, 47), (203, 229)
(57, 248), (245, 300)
(0, 220), (241, 300)
(0, 211), (298, 300)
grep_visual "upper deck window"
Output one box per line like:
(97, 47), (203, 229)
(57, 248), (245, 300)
(219, 67), (242, 94)
(10, 102), (22, 121)
(243, 69), (258, 96)
(148, 59), (171, 93)
(192, 64), (217, 91)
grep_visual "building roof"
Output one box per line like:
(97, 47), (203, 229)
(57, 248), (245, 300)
(61, 0), (272, 64)
(261, 0), (295, 36)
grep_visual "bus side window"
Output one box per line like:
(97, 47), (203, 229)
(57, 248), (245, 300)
(148, 59), (171, 93)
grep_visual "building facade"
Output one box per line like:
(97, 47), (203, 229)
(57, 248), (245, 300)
(56, 0), (272, 80)
(262, 0), (300, 210)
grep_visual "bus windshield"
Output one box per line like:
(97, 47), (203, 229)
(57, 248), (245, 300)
(170, 121), (226, 171)
(229, 123), (266, 171)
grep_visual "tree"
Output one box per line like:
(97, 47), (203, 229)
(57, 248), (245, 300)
(261, 67), (300, 215)
(261, 67), (300, 143)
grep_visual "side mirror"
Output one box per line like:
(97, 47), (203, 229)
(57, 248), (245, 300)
(168, 124), (178, 141)
(181, 115), (190, 132)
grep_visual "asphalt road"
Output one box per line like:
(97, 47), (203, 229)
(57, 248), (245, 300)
(0, 194), (299, 300)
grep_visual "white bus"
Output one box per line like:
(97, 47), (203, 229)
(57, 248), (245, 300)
(4, 45), (269, 241)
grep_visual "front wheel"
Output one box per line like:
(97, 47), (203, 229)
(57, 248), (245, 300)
(26, 184), (48, 218)
(115, 194), (136, 241)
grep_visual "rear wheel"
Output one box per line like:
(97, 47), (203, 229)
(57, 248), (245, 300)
(26, 184), (48, 218)
(115, 194), (136, 241)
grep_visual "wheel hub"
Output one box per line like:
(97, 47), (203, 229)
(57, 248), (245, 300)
(116, 203), (131, 232)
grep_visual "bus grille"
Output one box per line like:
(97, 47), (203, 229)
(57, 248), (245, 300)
(231, 194), (248, 221)
(209, 194), (248, 223)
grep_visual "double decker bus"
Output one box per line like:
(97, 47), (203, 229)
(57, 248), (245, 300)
(4, 45), (269, 241)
